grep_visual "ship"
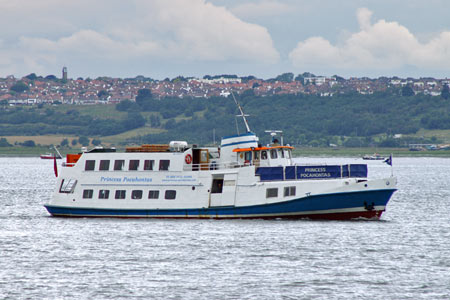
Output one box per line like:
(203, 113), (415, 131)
(362, 153), (385, 160)
(40, 146), (63, 159)
(44, 97), (397, 220)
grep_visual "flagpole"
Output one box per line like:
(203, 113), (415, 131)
(390, 153), (393, 177)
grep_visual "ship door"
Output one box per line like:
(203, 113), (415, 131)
(200, 149), (209, 170)
(209, 173), (237, 207)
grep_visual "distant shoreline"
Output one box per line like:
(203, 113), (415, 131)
(1, 146), (449, 158)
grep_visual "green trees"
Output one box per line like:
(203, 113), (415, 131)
(0, 138), (12, 147)
(10, 81), (29, 93)
(135, 89), (153, 106)
(78, 136), (90, 146)
(91, 138), (102, 146)
(274, 72), (294, 82)
(97, 90), (110, 100)
(22, 140), (36, 147)
(441, 84), (450, 100)
(401, 85), (415, 97)
(60, 138), (69, 147)
(116, 99), (137, 111)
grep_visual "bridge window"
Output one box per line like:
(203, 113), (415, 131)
(165, 190), (176, 200)
(279, 149), (285, 158)
(99, 160), (110, 171)
(148, 190), (159, 199)
(261, 151), (268, 160)
(114, 160), (125, 171)
(284, 186), (296, 197)
(129, 160), (140, 171)
(83, 189), (93, 199)
(85, 160), (95, 171)
(270, 149), (278, 159)
(285, 149), (291, 159)
(144, 160), (154, 171)
(254, 151), (259, 160)
(115, 190), (126, 199)
(266, 188), (278, 198)
(99, 190), (110, 199)
(159, 160), (170, 171)
(244, 151), (252, 161)
(131, 190), (143, 199)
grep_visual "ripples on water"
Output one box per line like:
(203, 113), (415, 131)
(0, 157), (449, 299)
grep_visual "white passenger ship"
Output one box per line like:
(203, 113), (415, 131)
(44, 101), (397, 220)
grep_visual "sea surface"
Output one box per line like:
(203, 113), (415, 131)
(0, 157), (449, 299)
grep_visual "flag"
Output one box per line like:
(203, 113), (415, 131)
(384, 154), (392, 166)
(53, 155), (58, 177)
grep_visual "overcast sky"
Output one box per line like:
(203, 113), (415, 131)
(1, 0), (449, 79)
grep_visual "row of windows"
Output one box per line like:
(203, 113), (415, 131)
(244, 149), (291, 161)
(83, 189), (177, 200)
(85, 159), (170, 171)
(266, 186), (296, 198)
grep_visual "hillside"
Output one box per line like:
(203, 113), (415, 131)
(1, 92), (449, 149)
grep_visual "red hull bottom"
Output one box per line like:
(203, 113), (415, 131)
(48, 209), (385, 221)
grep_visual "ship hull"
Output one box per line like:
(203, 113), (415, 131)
(44, 189), (395, 220)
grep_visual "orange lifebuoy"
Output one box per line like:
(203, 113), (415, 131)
(185, 154), (192, 164)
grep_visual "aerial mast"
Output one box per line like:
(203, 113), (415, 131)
(231, 91), (251, 133)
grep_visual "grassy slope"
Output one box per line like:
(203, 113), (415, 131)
(2, 104), (450, 156)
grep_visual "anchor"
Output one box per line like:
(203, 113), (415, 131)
(364, 201), (375, 211)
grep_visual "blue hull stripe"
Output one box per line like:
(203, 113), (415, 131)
(45, 189), (396, 218)
(221, 140), (257, 148)
(222, 132), (256, 140)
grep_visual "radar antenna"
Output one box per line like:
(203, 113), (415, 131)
(231, 91), (251, 133)
(265, 130), (283, 146)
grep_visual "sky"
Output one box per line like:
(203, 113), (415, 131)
(1, 0), (449, 80)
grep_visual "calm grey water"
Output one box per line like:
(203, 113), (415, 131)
(0, 157), (449, 299)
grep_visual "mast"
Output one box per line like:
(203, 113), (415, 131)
(231, 91), (251, 133)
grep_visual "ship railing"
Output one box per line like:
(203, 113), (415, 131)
(183, 161), (248, 171)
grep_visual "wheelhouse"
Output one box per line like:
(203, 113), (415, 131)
(233, 146), (293, 167)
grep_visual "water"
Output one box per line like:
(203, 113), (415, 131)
(0, 157), (449, 299)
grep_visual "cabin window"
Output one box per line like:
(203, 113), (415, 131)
(131, 190), (143, 199)
(99, 190), (110, 199)
(114, 160), (125, 171)
(83, 189), (93, 199)
(59, 179), (77, 193)
(148, 190), (160, 199)
(129, 160), (140, 171)
(144, 160), (154, 171)
(284, 186), (296, 197)
(85, 160), (95, 171)
(270, 149), (278, 159)
(211, 179), (224, 194)
(261, 151), (268, 160)
(159, 160), (170, 171)
(165, 190), (176, 200)
(115, 190), (126, 199)
(279, 149), (285, 158)
(266, 188), (278, 198)
(253, 151), (259, 160)
(99, 160), (110, 171)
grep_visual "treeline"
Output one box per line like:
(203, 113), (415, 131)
(124, 90), (450, 147)
(0, 91), (449, 147)
(0, 107), (145, 136)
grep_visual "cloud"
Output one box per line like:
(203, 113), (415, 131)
(0, 0), (279, 76)
(231, 0), (291, 18)
(289, 7), (450, 72)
